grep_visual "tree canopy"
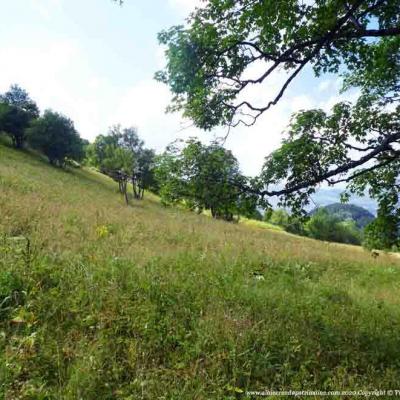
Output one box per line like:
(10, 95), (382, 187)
(157, 0), (400, 247)
(87, 126), (156, 202)
(157, 0), (399, 128)
(27, 110), (84, 166)
(0, 85), (39, 148)
(155, 138), (257, 221)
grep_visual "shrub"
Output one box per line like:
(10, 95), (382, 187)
(265, 209), (305, 235)
(306, 209), (361, 245)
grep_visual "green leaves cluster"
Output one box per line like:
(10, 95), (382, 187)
(0, 85), (39, 148)
(87, 126), (156, 200)
(155, 138), (257, 221)
(27, 110), (86, 166)
(157, 0), (400, 128)
(265, 207), (362, 245)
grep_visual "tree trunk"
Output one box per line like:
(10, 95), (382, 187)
(132, 180), (139, 199)
(211, 207), (217, 218)
(121, 180), (129, 205)
(15, 135), (24, 149)
(124, 188), (129, 205)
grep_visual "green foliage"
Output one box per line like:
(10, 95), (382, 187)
(260, 99), (400, 213)
(157, 1), (399, 128)
(27, 110), (84, 166)
(306, 209), (362, 245)
(266, 207), (362, 245)
(157, 0), (400, 236)
(88, 126), (156, 200)
(266, 209), (289, 226)
(363, 197), (399, 250)
(265, 209), (305, 235)
(155, 138), (257, 221)
(0, 85), (39, 148)
(311, 203), (375, 229)
(245, 208), (263, 221)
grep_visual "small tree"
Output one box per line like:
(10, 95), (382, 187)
(132, 148), (156, 199)
(155, 139), (257, 221)
(101, 145), (133, 205)
(27, 110), (83, 166)
(88, 126), (155, 200)
(0, 85), (39, 148)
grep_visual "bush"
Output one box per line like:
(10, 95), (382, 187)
(362, 198), (399, 251)
(363, 217), (399, 250)
(306, 209), (361, 245)
(265, 209), (305, 235)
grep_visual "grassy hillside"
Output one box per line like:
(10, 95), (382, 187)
(1, 142), (400, 399)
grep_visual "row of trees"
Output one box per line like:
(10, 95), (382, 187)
(86, 133), (259, 220)
(0, 83), (395, 247)
(0, 85), (87, 166)
(0, 85), (158, 206)
(265, 208), (362, 246)
(0, 80), (396, 247)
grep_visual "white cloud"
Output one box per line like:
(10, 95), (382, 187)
(109, 79), (214, 153)
(0, 37), (110, 141)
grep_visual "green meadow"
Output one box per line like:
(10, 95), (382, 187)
(1, 142), (400, 399)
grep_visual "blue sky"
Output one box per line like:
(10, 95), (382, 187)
(0, 0), (356, 177)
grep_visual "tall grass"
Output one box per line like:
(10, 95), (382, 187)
(1, 142), (400, 399)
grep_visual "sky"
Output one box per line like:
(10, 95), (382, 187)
(0, 0), (357, 177)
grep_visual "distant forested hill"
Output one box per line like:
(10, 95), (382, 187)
(267, 187), (377, 215)
(310, 203), (375, 229)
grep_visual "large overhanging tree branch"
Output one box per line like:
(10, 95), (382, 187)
(247, 97), (400, 213)
(157, 0), (400, 128)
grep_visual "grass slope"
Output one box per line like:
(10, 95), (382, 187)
(1, 143), (400, 399)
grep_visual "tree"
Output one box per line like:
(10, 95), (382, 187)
(157, 0), (399, 129)
(86, 133), (119, 168)
(133, 148), (156, 199)
(155, 139), (257, 221)
(102, 145), (133, 205)
(363, 195), (399, 250)
(157, 0), (400, 247)
(111, 125), (150, 199)
(27, 110), (83, 166)
(257, 97), (400, 212)
(87, 126), (155, 201)
(0, 85), (39, 148)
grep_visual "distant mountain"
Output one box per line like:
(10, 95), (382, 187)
(310, 188), (377, 215)
(267, 187), (377, 216)
(310, 203), (375, 229)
